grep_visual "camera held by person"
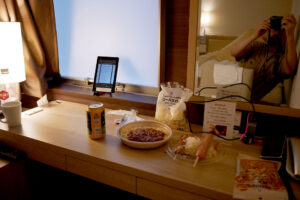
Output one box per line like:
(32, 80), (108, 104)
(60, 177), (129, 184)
(230, 14), (297, 103)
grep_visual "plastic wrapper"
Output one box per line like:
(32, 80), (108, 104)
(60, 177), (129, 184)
(107, 109), (143, 127)
(155, 82), (192, 131)
(118, 109), (139, 127)
(233, 154), (288, 200)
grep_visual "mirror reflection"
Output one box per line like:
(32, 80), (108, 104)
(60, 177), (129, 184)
(195, 0), (300, 106)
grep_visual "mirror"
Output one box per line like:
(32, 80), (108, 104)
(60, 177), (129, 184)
(193, 0), (300, 107)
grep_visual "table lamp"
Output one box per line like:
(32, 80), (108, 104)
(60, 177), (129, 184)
(0, 22), (26, 104)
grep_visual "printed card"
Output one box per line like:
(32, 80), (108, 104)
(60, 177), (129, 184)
(203, 101), (236, 139)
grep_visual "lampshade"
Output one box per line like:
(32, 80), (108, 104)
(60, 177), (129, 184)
(201, 12), (211, 27)
(0, 22), (26, 84)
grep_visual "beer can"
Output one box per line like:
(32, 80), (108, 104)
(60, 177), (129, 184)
(87, 103), (106, 139)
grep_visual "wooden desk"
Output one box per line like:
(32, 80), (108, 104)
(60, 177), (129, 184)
(0, 101), (265, 199)
(0, 158), (9, 168)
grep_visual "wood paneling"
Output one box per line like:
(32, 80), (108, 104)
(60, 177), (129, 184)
(46, 84), (156, 116)
(0, 159), (29, 200)
(137, 178), (210, 200)
(21, 94), (39, 109)
(23, 142), (66, 170)
(66, 156), (136, 194)
(186, 0), (199, 90)
(2, 100), (299, 199)
(159, 0), (167, 86)
(189, 96), (300, 118)
(165, 0), (190, 85)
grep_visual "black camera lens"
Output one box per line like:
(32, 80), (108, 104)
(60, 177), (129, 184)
(270, 16), (283, 30)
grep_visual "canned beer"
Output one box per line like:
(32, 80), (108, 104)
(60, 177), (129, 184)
(87, 103), (106, 139)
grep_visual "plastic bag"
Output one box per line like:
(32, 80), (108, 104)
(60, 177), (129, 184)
(155, 82), (193, 131)
(107, 109), (143, 127)
(118, 109), (139, 127)
(233, 154), (288, 200)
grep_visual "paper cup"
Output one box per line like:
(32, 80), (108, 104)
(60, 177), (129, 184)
(1, 101), (22, 127)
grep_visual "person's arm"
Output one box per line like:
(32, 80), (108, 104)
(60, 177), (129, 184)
(231, 17), (270, 58)
(281, 14), (297, 75)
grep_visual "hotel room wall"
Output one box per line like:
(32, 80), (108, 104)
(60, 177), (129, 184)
(199, 0), (293, 36)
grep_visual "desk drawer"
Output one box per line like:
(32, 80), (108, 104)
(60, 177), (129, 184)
(66, 156), (136, 194)
(0, 159), (29, 200)
(137, 178), (211, 200)
(22, 144), (66, 170)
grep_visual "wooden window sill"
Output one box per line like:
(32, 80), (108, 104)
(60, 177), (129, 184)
(45, 84), (157, 116)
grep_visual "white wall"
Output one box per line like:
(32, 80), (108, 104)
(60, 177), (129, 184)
(54, 0), (159, 87)
(199, 0), (292, 36)
(289, 0), (300, 108)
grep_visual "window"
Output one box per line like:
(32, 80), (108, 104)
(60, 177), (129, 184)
(53, 0), (160, 88)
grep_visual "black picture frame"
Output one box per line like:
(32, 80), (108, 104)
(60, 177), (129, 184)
(93, 56), (119, 95)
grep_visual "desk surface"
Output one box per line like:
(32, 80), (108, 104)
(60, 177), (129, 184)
(0, 101), (279, 199)
(0, 158), (9, 168)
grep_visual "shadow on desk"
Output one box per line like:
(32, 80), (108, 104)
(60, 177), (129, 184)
(25, 159), (148, 200)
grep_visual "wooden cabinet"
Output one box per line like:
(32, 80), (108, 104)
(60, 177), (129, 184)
(0, 158), (29, 200)
(21, 142), (66, 170)
(137, 178), (211, 200)
(1, 101), (299, 199)
(66, 156), (136, 194)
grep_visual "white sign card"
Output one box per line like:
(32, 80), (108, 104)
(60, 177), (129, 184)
(203, 101), (236, 139)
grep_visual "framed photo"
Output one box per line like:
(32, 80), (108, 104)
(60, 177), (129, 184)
(93, 56), (119, 95)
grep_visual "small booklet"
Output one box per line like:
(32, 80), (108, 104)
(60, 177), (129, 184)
(233, 154), (288, 200)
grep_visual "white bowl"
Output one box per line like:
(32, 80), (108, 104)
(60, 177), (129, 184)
(117, 120), (172, 149)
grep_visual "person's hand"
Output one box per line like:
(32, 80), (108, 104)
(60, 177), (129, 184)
(282, 14), (297, 38)
(252, 17), (270, 40)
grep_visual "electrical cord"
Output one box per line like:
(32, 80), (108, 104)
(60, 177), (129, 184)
(193, 130), (241, 141)
(198, 86), (217, 96)
(186, 104), (240, 141)
(186, 95), (256, 141)
(197, 82), (252, 96)
(189, 94), (255, 114)
(223, 82), (251, 91)
(240, 112), (253, 140)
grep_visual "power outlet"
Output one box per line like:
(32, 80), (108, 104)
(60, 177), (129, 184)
(200, 35), (206, 44)
(199, 44), (207, 53)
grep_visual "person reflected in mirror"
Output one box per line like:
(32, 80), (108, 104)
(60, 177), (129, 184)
(231, 14), (297, 103)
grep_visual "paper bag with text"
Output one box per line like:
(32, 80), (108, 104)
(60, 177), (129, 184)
(155, 82), (192, 131)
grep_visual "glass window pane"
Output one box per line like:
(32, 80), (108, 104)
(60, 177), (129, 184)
(54, 0), (159, 87)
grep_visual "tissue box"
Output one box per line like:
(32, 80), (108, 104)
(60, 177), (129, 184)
(198, 61), (253, 101)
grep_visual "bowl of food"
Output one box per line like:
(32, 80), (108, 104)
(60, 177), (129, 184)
(117, 120), (172, 149)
